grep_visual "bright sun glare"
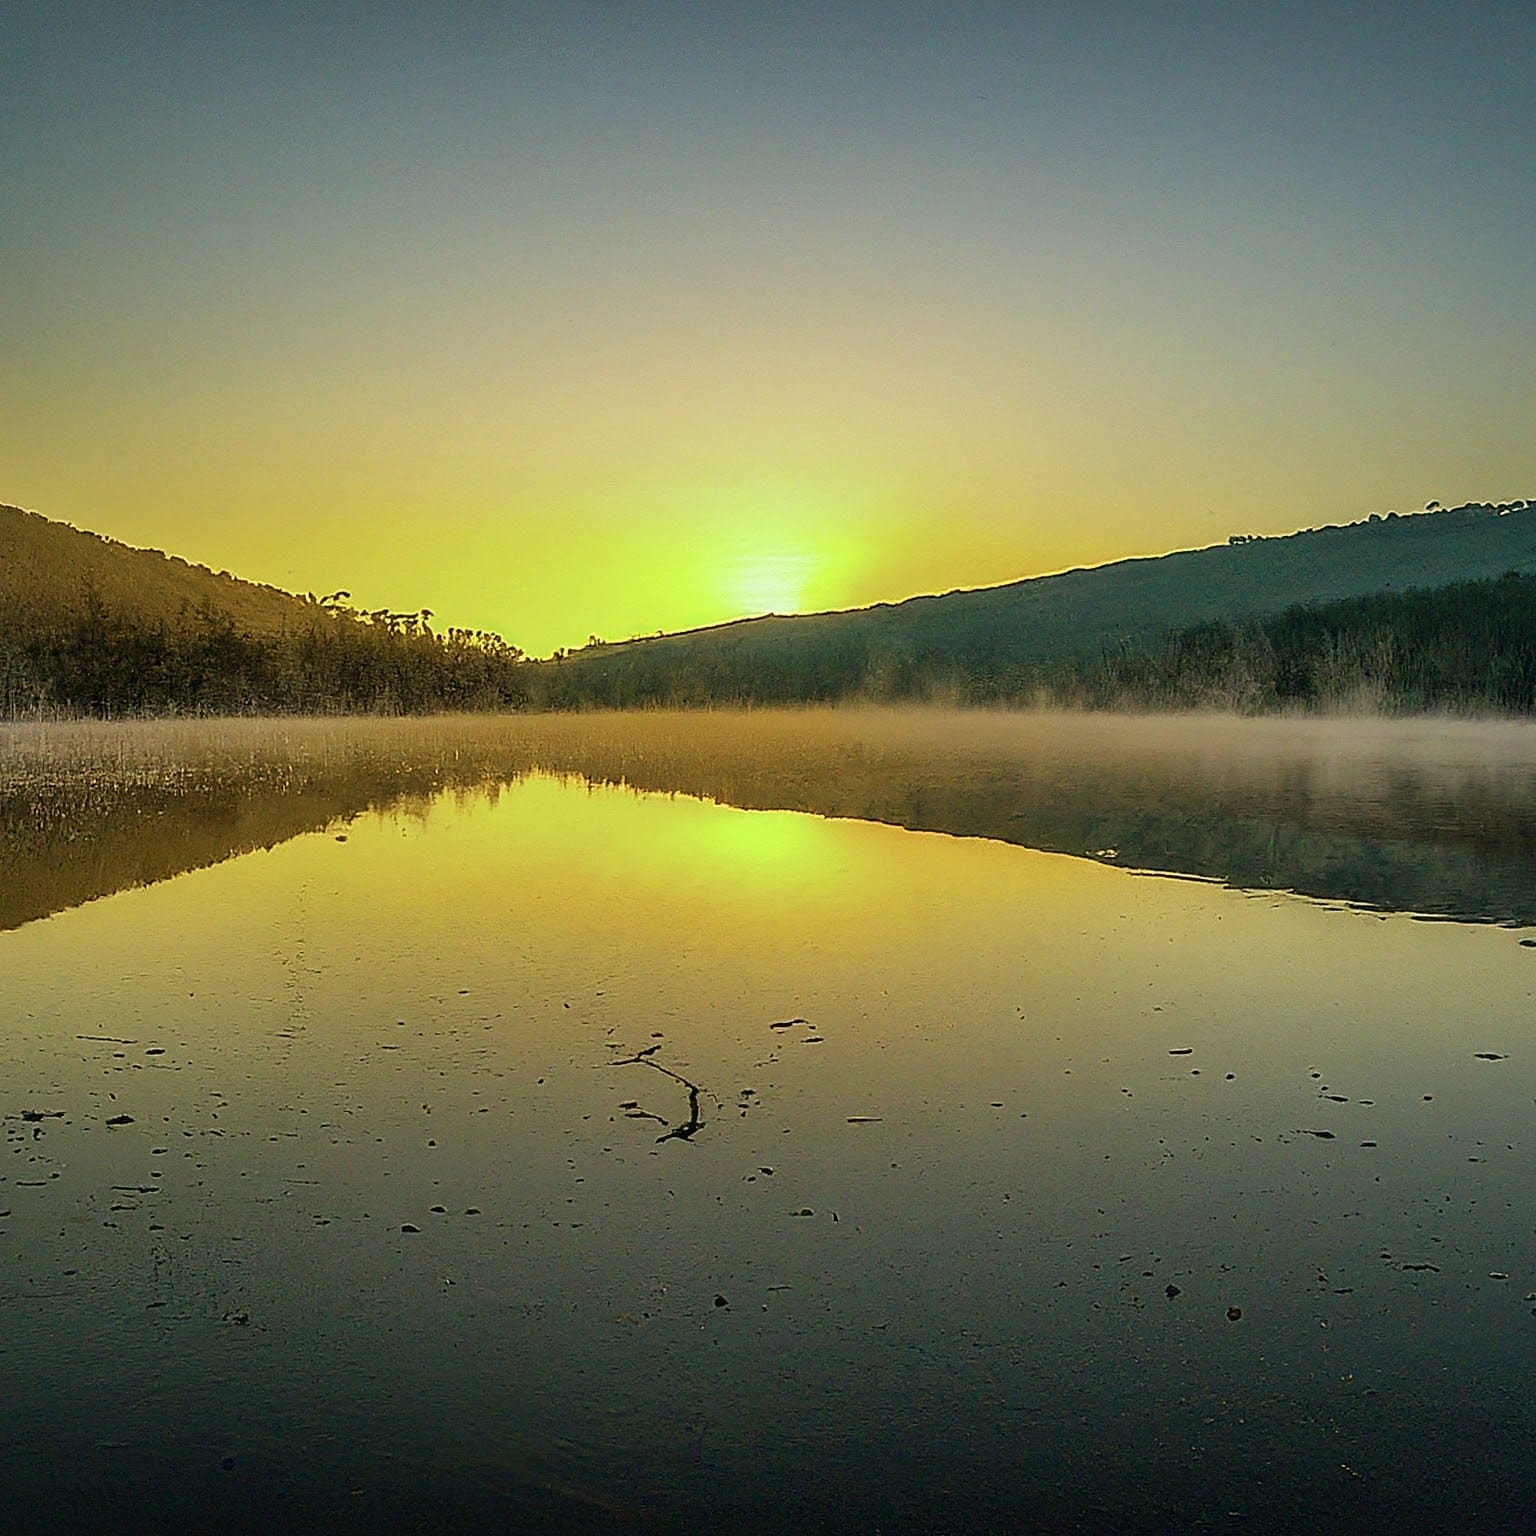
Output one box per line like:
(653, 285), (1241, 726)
(730, 552), (817, 617)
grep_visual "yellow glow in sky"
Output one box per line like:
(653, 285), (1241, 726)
(3, 8), (1531, 655)
(729, 552), (816, 617)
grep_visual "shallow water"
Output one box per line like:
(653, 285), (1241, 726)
(4, 710), (1536, 1532)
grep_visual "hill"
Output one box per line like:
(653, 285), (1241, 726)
(5, 495), (1535, 716)
(1052, 570), (1536, 714)
(533, 499), (1536, 706)
(0, 502), (325, 638)
(0, 503), (527, 716)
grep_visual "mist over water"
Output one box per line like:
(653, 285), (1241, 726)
(4, 708), (1536, 1531)
(6, 707), (1536, 927)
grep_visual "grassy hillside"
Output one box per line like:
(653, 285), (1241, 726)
(0, 502), (324, 637)
(5, 496), (1534, 716)
(534, 499), (1536, 705)
(0, 503), (527, 716)
(1051, 569), (1536, 714)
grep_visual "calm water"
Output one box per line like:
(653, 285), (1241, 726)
(4, 710), (1536, 1533)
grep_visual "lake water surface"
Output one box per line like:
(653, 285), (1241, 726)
(4, 710), (1536, 1532)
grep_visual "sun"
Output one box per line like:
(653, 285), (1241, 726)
(729, 551), (818, 617)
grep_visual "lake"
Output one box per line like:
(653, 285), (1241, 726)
(4, 708), (1536, 1533)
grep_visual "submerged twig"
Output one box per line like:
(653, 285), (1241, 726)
(614, 1050), (711, 1143)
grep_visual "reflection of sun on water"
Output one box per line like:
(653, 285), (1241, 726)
(729, 552), (817, 617)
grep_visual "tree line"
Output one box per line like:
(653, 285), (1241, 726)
(1047, 571), (1536, 714)
(535, 571), (1536, 715)
(6, 570), (1536, 718)
(0, 586), (530, 717)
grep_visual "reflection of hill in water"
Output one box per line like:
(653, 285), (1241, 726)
(536, 712), (1536, 927)
(4, 711), (1536, 931)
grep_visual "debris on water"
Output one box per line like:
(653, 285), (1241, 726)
(713, 1295), (728, 1308)
(1400, 1262), (1440, 1273)
(793, 1208), (814, 1217)
(1169, 1048), (1193, 1056)
(616, 1047), (709, 1143)
(105, 1115), (134, 1126)
(1521, 938), (1536, 948)
(19, 1110), (63, 1123)
(847, 1117), (883, 1124)
(401, 1224), (420, 1234)
(1165, 1284), (1181, 1299)
(1474, 1052), (1508, 1061)
(1226, 1307), (1242, 1321)
(1301, 1129), (1335, 1139)
(770, 1018), (807, 1030)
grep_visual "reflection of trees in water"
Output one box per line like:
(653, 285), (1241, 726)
(4, 711), (1536, 932)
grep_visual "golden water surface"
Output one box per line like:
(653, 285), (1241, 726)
(4, 710), (1536, 1531)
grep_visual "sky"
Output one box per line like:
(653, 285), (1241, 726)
(3, 2), (1532, 655)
